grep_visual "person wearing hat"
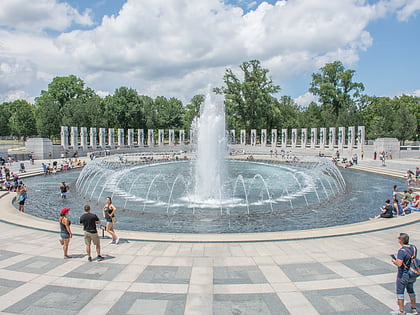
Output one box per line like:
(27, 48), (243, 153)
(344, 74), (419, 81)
(59, 208), (72, 258)
(60, 181), (69, 199)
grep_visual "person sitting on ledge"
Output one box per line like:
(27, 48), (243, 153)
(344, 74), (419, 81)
(370, 199), (394, 219)
(405, 195), (420, 212)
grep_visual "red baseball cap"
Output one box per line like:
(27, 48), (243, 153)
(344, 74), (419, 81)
(60, 208), (70, 214)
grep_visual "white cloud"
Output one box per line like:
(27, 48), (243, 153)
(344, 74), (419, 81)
(396, 0), (420, 20)
(0, 0), (93, 32)
(294, 92), (316, 107)
(2, 90), (34, 103)
(0, 0), (417, 103)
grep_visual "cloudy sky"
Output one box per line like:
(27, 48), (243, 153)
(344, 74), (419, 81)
(0, 0), (419, 106)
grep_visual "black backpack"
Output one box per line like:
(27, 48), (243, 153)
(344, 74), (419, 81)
(401, 246), (420, 278)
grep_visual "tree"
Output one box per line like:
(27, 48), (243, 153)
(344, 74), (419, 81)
(309, 61), (364, 125)
(183, 94), (204, 130)
(214, 60), (281, 130)
(9, 100), (36, 139)
(35, 75), (96, 137)
(0, 102), (13, 136)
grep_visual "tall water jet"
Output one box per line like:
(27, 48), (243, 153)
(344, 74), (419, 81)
(193, 94), (227, 202)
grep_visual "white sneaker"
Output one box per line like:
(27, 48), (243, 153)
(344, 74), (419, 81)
(408, 309), (418, 315)
(115, 238), (120, 244)
(109, 240), (115, 244)
(390, 310), (405, 315)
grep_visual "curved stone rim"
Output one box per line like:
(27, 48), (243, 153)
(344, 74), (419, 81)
(1, 192), (419, 243)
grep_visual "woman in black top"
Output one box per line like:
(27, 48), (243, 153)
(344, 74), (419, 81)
(59, 208), (72, 258)
(102, 197), (119, 244)
(371, 200), (394, 219)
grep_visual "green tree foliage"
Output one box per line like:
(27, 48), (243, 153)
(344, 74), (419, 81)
(214, 60), (281, 130)
(9, 100), (37, 139)
(0, 103), (13, 136)
(35, 75), (96, 137)
(363, 95), (418, 141)
(310, 61), (365, 126)
(183, 94), (204, 130)
(104, 87), (144, 129)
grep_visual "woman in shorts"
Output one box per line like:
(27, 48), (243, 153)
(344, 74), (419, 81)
(59, 208), (72, 258)
(102, 197), (119, 244)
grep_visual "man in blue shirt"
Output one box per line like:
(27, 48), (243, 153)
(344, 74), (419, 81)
(391, 233), (417, 314)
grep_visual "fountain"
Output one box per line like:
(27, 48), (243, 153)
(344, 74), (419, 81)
(70, 94), (349, 232)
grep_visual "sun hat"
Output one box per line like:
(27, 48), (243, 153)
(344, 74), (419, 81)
(60, 208), (70, 214)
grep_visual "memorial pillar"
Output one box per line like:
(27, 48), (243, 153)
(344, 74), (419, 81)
(137, 129), (144, 147)
(179, 130), (185, 144)
(338, 127), (346, 150)
(291, 129), (297, 148)
(148, 129), (154, 146)
(347, 126), (355, 148)
(70, 126), (78, 149)
(250, 129), (257, 146)
(80, 127), (88, 151)
(281, 129), (287, 148)
(108, 128), (115, 148)
(271, 129), (277, 147)
(240, 130), (246, 145)
(261, 129), (267, 146)
(357, 126), (365, 150)
(310, 128), (317, 149)
(99, 128), (106, 148)
(169, 129), (175, 146)
(117, 129), (124, 147)
(127, 129), (134, 147)
(61, 126), (69, 150)
(90, 128), (97, 150)
(301, 128), (307, 149)
(229, 130), (235, 144)
(319, 127), (326, 150)
(158, 129), (165, 146)
(328, 127), (336, 150)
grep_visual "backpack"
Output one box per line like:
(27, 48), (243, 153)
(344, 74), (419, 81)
(401, 246), (420, 278)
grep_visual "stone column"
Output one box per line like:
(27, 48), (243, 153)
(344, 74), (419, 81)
(281, 129), (287, 148)
(301, 128), (307, 148)
(291, 129), (297, 148)
(328, 127), (336, 150)
(108, 128), (115, 148)
(179, 130), (185, 144)
(127, 129), (134, 147)
(189, 128), (195, 144)
(137, 129), (144, 147)
(319, 127), (326, 150)
(158, 129), (165, 146)
(80, 127), (88, 151)
(240, 130), (246, 145)
(347, 126), (355, 148)
(148, 129), (154, 146)
(261, 129), (267, 146)
(70, 126), (78, 149)
(229, 130), (235, 144)
(90, 128), (97, 150)
(169, 129), (175, 145)
(61, 126), (69, 150)
(250, 129), (256, 146)
(271, 129), (277, 147)
(99, 128), (106, 148)
(117, 129), (124, 147)
(310, 128), (317, 149)
(357, 126), (365, 150)
(338, 127), (346, 149)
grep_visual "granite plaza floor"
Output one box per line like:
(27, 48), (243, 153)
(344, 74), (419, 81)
(0, 155), (419, 314)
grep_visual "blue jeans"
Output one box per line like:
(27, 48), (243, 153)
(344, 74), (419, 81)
(396, 273), (416, 300)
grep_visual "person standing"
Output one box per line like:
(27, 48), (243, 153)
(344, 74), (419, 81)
(79, 205), (104, 262)
(59, 208), (72, 258)
(390, 233), (417, 314)
(60, 182), (69, 199)
(16, 184), (27, 212)
(102, 197), (119, 244)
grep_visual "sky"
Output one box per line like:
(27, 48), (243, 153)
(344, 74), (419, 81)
(0, 0), (419, 106)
